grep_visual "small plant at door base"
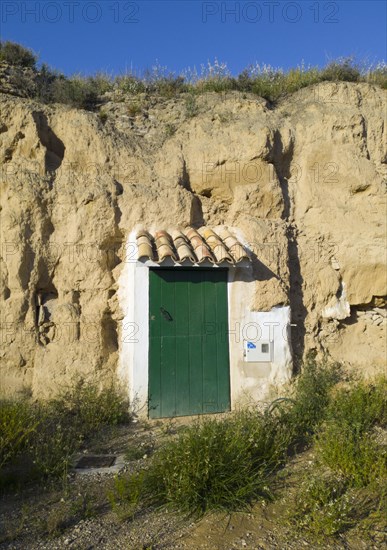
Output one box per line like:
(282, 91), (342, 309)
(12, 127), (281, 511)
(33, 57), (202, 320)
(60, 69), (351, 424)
(143, 413), (277, 514)
(141, 361), (342, 515)
(109, 411), (283, 517)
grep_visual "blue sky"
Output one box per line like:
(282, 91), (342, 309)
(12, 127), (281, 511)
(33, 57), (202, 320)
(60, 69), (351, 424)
(1, 1), (386, 76)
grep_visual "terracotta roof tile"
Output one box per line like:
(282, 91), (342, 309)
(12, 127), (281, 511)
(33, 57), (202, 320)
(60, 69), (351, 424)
(136, 227), (250, 265)
(154, 231), (177, 262)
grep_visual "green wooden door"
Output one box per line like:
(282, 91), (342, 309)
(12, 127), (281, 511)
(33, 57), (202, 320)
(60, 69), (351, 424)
(149, 269), (230, 418)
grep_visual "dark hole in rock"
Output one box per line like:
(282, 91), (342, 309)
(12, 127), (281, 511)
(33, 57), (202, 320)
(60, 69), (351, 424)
(114, 180), (124, 195)
(76, 455), (116, 469)
(102, 314), (119, 352)
(199, 188), (213, 198)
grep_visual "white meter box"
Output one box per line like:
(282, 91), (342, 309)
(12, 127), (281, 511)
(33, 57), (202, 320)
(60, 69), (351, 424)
(244, 340), (273, 362)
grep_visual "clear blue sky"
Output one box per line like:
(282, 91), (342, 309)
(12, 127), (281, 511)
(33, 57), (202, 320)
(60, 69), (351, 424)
(1, 1), (386, 76)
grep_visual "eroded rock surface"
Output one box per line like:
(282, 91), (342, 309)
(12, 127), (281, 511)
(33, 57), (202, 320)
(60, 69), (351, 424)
(0, 82), (386, 397)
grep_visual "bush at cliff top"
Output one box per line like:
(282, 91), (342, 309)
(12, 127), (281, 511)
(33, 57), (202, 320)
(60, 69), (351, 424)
(0, 41), (37, 68)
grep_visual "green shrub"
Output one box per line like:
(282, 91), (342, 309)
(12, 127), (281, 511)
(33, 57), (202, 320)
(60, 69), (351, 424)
(0, 400), (39, 468)
(35, 63), (60, 102)
(198, 77), (236, 94)
(316, 423), (386, 487)
(366, 62), (387, 88)
(6, 70), (38, 98)
(0, 381), (129, 487)
(108, 472), (145, 521)
(289, 376), (387, 539)
(291, 473), (352, 537)
(29, 405), (79, 479)
(50, 380), (130, 439)
(272, 359), (341, 451)
(130, 410), (290, 516)
(279, 67), (321, 94)
(0, 41), (37, 68)
(98, 109), (108, 124)
(112, 361), (341, 517)
(354, 483), (387, 533)
(164, 123), (176, 137)
(322, 58), (360, 82)
(315, 377), (387, 487)
(326, 377), (387, 432)
(35, 69), (112, 107)
(116, 74), (146, 95)
(124, 445), (148, 461)
(48, 75), (99, 109)
(89, 72), (114, 96)
(150, 75), (187, 97)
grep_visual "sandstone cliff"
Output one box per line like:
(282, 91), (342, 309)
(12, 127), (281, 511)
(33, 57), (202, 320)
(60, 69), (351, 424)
(0, 81), (386, 398)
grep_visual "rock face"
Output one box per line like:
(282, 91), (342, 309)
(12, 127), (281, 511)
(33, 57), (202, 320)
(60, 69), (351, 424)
(0, 82), (386, 398)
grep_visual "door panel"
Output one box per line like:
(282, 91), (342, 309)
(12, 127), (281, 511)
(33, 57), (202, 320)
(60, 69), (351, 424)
(148, 269), (230, 418)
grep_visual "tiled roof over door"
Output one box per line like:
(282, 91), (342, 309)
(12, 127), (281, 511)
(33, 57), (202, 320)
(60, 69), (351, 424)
(136, 227), (250, 265)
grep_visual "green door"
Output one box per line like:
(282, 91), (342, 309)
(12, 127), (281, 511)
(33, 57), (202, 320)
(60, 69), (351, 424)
(149, 269), (230, 418)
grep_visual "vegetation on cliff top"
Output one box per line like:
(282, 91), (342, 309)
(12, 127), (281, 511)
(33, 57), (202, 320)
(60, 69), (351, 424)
(1, 40), (386, 110)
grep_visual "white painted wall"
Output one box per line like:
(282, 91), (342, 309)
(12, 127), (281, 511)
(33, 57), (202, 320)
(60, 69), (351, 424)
(118, 231), (293, 417)
(228, 266), (293, 408)
(117, 230), (149, 415)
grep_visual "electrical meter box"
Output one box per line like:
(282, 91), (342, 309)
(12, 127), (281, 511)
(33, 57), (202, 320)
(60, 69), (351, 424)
(244, 340), (273, 362)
